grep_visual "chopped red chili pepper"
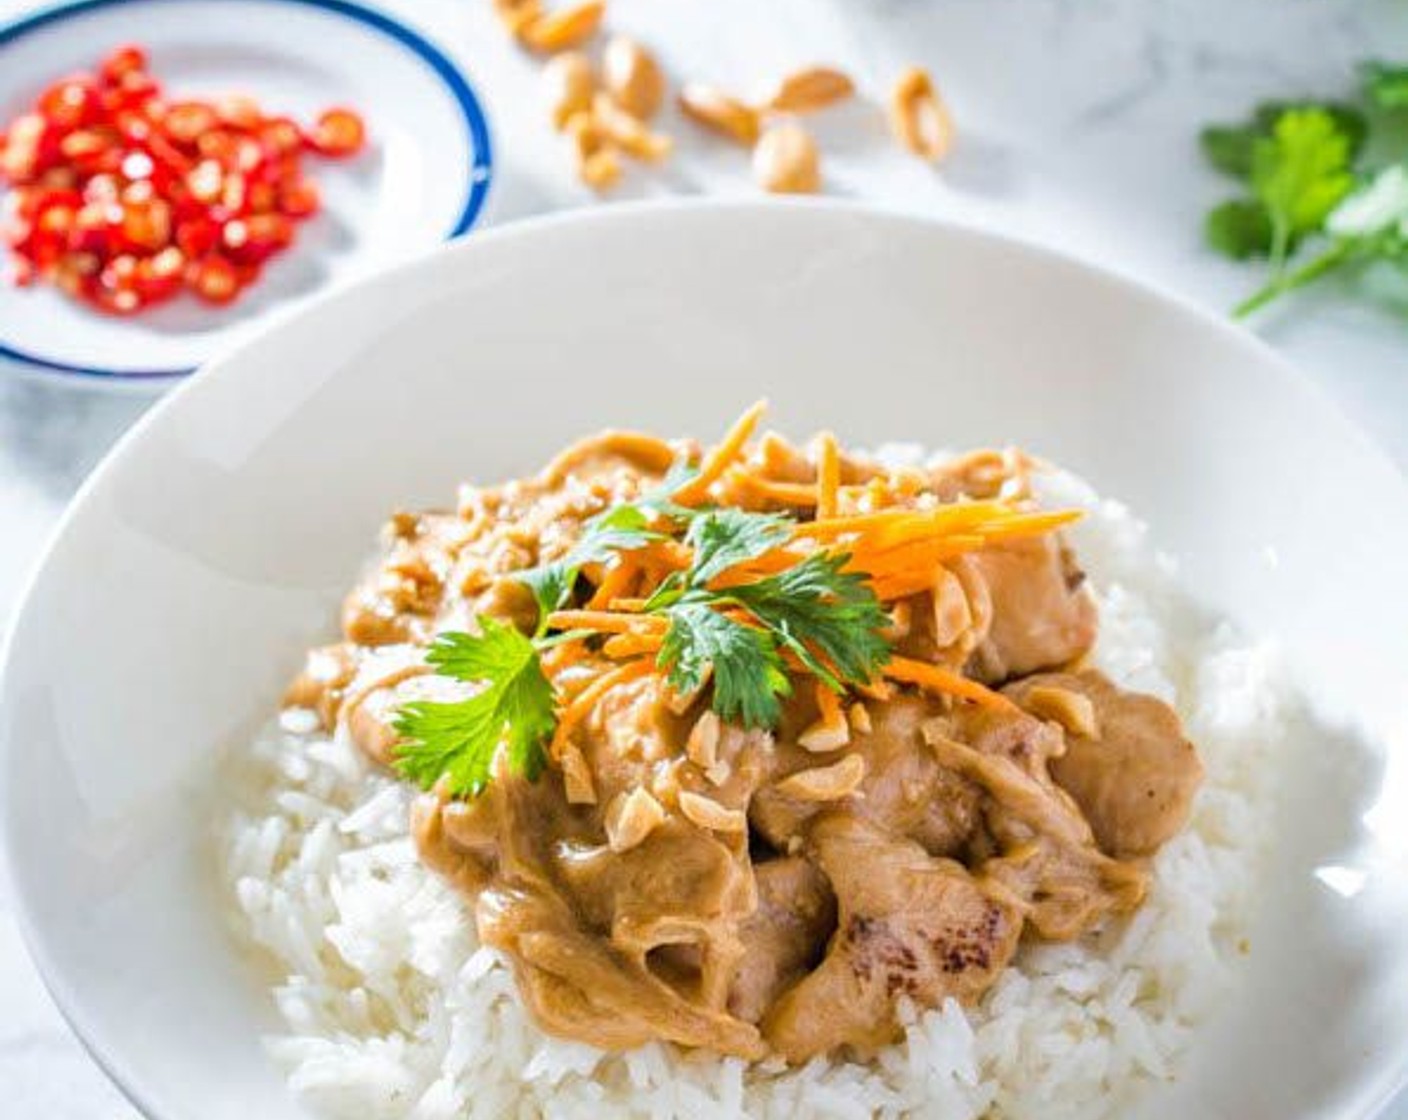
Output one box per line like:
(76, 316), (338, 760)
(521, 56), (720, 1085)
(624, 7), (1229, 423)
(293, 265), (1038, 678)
(0, 44), (368, 314)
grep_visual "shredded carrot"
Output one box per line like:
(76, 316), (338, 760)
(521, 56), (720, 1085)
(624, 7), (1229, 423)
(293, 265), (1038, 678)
(550, 658), (657, 757)
(638, 538), (693, 571)
(884, 655), (1017, 712)
(968, 508), (1083, 540)
(603, 632), (664, 658)
(607, 597), (651, 612)
(815, 679), (843, 724)
(673, 399), (768, 505)
(540, 638), (590, 677)
(546, 609), (668, 635)
(816, 432), (840, 520)
(726, 469), (820, 507)
(798, 500), (1013, 542)
(586, 558), (639, 609)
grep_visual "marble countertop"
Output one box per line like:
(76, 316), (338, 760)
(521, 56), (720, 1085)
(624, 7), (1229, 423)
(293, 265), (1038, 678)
(1, 0), (1404, 1116)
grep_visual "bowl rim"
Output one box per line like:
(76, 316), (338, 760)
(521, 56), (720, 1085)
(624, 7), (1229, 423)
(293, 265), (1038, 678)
(0, 0), (496, 385)
(3, 198), (1405, 1119)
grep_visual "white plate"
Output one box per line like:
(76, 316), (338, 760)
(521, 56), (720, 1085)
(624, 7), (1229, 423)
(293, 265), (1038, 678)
(2, 203), (1407, 1119)
(0, 0), (492, 385)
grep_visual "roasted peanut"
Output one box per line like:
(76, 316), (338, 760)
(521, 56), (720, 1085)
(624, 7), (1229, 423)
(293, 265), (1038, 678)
(775, 753), (866, 802)
(566, 110), (621, 191)
(889, 65), (954, 162)
(493, 0), (542, 37)
(753, 123), (821, 194)
(1025, 685), (1100, 739)
(592, 92), (672, 161)
(543, 51), (595, 130)
(605, 787), (665, 851)
(766, 65), (854, 113)
(520, 0), (605, 53)
(678, 83), (760, 146)
(678, 790), (747, 833)
(602, 35), (665, 120)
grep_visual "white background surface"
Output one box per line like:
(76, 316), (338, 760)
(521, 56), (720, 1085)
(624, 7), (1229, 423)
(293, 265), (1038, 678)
(0, 0), (1403, 1116)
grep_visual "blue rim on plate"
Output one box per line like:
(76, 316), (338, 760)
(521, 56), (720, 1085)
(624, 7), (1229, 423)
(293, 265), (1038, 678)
(0, 0), (494, 382)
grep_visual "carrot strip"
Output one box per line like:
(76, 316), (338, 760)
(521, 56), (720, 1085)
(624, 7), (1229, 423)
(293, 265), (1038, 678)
(884, 655), (1017, 712)
(815, 679), (843, 722)
(603, 632), (665, 658)
(798, 500), (1013, 541)
(546, 610), (668, 634)
(586, 558), (639, 609)
(673, 399), (768, 505)
(816, 432), (841, 520)
(540, 639), (590, 677)
(727, 470), (820, 507)
(550, 658), (657, 757)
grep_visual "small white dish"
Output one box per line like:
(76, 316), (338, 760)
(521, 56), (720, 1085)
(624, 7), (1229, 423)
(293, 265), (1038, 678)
(0, 0), (492, 386)
(2, 203), (1406, 1119)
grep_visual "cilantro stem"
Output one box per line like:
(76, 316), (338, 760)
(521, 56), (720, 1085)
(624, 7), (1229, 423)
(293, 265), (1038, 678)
(1233, 238), (1355, 318)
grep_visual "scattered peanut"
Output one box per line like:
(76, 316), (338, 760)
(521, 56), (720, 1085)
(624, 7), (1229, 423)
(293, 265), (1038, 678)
(930, 566), (974, 648)
(559, 744), (597, 804)
(566, 110), (621, 191)
(766, 65), (855, 113)
(1025, 685), (1100, 739)
(775, 753), (867, 801)
(678, 82), (760, 146)
(592, 92), (673, 160)
(889, 65), (954, 162)
(798, 703), (850, 752)
(603, 35), (665, 119)
(753, 123), (821, 193)
(493, 0), (542, 36)
(678, 790), (747, 833)
(685, 710), (721, 770)
(520, 0), (606, 53)
(847, 702), (872, 735)
(543, 51), (595, 130)
(605, 786), (665, 852)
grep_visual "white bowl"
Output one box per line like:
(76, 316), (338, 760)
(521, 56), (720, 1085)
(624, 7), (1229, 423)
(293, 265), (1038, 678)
(3, 203), (1406, 1120)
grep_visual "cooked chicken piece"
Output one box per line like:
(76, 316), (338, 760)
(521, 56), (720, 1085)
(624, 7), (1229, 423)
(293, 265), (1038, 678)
(763, 814), (1022, 1062)
(919, 718), (1148, 939)
(728, 857), (837, 1023)
(966, 534), (1097, 682)
(751, 691), (983, 858)
(1005, 669), (1204, 858)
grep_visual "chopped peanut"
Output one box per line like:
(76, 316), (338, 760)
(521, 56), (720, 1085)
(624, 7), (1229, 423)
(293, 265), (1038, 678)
(1025, 685), (1100, 739)
(753, 123), (821, 194)
(686, 710), (721, 769)
(544, 51), (595, 130)
(775, 753), (866, 801)
(678, 790), (747, 833)
(602, 35), (665, 120)
(520, 0), (606, 53)
(889, 65), (954, 162)
(605, 786), (665, 851)
(559, 744), (597, 804)
(592, 92), (673, 161)
(678, 83), (760, 146)
(766, 65), (854, 113)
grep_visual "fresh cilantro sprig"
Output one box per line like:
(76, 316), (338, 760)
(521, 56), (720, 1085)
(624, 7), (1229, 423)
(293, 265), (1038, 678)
(393, 504), (894, 797)
(515, 460), (699, 628)
(1200, 60), (1408, 318)
(393, 619), (556, 797)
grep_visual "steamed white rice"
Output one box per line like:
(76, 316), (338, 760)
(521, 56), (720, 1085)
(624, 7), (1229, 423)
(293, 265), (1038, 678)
(219, 461), (1283, 1119)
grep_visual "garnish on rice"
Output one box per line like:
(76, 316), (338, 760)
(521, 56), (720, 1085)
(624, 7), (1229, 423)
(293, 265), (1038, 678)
(392, 402), (1078, 798)
(282, 403), (1203, 1063)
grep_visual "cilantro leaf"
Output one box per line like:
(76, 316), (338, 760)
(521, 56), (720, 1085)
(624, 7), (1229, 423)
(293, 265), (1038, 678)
(1202, 101), (1366, 180)
(727, 552), (892, 690)
(1362, 61), (1408, 110)
(1250, 108), (1356, 267)
(683, 509), (791, 587)
(514, 459), (702, 625)
(393, 618), (555, 797)
(1205, 198), (1274, 260)
(657, 597), (791, 728)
